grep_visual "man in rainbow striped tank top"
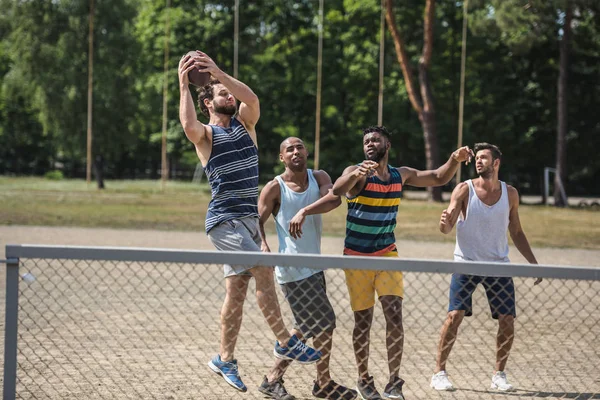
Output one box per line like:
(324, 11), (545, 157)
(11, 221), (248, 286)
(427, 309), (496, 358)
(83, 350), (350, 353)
(332, 126), (474, 400)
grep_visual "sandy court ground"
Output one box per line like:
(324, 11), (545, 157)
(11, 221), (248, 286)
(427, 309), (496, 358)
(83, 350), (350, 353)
(1, 225), (599, 399)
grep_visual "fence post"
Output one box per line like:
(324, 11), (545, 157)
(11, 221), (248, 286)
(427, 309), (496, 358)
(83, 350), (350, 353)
(3, 252), (20, 400)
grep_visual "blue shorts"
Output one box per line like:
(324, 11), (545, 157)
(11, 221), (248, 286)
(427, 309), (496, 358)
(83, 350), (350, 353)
(448, 274), (516, 319)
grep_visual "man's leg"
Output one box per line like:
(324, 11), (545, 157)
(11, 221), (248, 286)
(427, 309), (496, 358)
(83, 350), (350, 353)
(250, 265), (292, 346)
(265, 330), (301, 383)
(434, 310), (465, 373)
(483, 276), (516, 372)
(220, 275), (251, 361)
(495, 315), (514, 372)
(353, 307), (375, 380)
(313, 330), (333, 386)
(380, 296), (404, 381)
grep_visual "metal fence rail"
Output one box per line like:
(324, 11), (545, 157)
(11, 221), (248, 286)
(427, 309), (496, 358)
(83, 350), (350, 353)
(4, 245), (600, 399)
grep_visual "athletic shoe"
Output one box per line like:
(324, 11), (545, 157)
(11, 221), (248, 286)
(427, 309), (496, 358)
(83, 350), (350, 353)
(383, 376), (405, 399)
(258, 376), (296, 400)
(313, 380), (358, 399)
(207, 354), (247, 392)
(356, 376), (382, 400)
(430, 371), (454, 391)
(490, 371), (514, 391)
(274, 334), (322, 364)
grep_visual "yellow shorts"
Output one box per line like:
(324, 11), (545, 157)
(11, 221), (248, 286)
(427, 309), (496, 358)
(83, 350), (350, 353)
(344, 251), (404, 311)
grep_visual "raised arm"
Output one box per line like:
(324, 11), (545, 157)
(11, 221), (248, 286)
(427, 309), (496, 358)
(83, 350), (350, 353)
(178, 54), (209, 145)
(332, 161), (378, 197)
(439, 182), (469, 234)
(399, 146), (474, 188)
(258, 179), (281, 253)
(194, 51), (260, 135)
(288, 170), (342, 239)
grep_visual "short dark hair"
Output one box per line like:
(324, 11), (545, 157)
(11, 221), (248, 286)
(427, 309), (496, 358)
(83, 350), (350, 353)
(196, 79), (221, 117)
(362, 125), (392, 139)
(474, 142), (502, 160)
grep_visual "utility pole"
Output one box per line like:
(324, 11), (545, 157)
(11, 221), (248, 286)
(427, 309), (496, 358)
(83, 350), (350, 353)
(86, 0), (94, 185)
(161, 0), (171, 189)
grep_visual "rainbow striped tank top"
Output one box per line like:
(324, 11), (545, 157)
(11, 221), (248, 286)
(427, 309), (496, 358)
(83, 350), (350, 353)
(343, 166), (402, 256)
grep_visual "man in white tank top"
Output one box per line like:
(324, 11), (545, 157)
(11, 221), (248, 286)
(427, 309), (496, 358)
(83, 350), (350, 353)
(430, 143), (541, 393)
(258, 137), (357, 400)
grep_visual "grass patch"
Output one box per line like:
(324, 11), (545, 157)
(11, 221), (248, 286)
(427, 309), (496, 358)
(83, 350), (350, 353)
(1, 177), (598, 249)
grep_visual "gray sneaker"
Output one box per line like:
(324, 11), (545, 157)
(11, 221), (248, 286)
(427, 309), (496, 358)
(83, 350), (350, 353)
(383, 376), (405, 399)
(258, 376), (296, 400)
(356, 376), (382, 400)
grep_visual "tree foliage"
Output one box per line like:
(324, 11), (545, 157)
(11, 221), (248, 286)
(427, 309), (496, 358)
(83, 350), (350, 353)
(0, 0), (598, 196)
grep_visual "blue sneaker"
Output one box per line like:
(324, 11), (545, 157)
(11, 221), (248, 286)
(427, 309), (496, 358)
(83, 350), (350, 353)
(273, 335), (322, 364)
(207, 355), (247, 392)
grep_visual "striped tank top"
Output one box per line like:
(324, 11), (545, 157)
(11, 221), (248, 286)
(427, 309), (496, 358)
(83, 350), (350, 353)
(344, 166), (403, 256)
(204, 117), (259, 233)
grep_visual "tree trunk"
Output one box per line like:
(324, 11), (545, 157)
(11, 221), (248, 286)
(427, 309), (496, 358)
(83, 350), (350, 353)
(554, 3), (571, 207)
(386, 0), (443, 201)
(418, 54), (441, 201)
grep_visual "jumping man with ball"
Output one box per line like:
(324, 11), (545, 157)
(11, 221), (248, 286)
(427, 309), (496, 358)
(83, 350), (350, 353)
(178, 51), (321, 394)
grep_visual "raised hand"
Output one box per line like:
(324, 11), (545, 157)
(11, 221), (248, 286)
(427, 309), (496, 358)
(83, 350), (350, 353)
(452, 146), (475, 165)
(178, 54), (199, 86)
(354, 160), (379, 178)
(192, 51), (221, 76)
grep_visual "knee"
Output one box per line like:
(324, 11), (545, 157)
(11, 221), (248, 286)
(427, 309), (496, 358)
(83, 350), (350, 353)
(385, 312), (403, 328)
(498, 315), (515, 331)
(251, 266), (275, 287)
(226, 287), (247, 303)
(446, 311), (464, 328)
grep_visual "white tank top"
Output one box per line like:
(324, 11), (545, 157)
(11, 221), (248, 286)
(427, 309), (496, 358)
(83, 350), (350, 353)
(454, 179), (510, 263)
(274, 170), (322, 284)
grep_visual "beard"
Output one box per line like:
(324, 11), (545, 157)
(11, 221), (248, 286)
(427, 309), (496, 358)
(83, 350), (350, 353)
(213, 103), (237, 116)
(477, 166), (493, 179)
(365, 147), (387, 163)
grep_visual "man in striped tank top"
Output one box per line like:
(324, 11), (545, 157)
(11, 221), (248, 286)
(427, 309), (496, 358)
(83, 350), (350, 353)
(332, 126), (474, 400)
(430, 143), (540, 393)
(178, 52), (321, 394)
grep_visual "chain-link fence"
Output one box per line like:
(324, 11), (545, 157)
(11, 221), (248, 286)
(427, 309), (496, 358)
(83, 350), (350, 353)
(3, 245), (600, 399)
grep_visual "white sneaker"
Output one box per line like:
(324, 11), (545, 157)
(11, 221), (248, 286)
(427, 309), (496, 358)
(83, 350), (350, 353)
(490, 371), (514, 391)
(430, 371), (454, 391)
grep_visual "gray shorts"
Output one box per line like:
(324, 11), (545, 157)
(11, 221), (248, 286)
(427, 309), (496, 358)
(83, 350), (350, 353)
(207, 216), (261, 278)
(280, 272), (336, 339)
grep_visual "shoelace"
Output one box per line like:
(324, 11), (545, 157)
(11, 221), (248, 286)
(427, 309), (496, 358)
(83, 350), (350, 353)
(290, 340), (311, 353)
(225, 361), (238, 374)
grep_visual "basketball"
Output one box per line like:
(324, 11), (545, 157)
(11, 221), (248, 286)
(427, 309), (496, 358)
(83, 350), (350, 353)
(186, 51), (210, 87)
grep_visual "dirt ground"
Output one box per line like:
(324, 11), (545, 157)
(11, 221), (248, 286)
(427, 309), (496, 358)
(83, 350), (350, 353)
(1, 226), (599, 399)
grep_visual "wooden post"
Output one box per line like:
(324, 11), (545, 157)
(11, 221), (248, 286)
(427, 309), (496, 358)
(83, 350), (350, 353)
(161, 0), (171, 189)
(378, 0), (385, 126)
(86, 0), (94, 185)
(456, 0), (468, 184)
(314, 0), (323, 169)
(234, 0), (239, 79)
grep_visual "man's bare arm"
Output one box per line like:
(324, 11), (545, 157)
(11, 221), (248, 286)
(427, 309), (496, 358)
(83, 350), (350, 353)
(258, 180), (280, 252)
(178, 55), (209, 145)
(400, 146), (474, 188)
(332, 161), (378, 197)
(439, 182), (469, 234)
(288, 170), (341, 239)
(507, 186), (542, 284)
(194, 51), (260, 135)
